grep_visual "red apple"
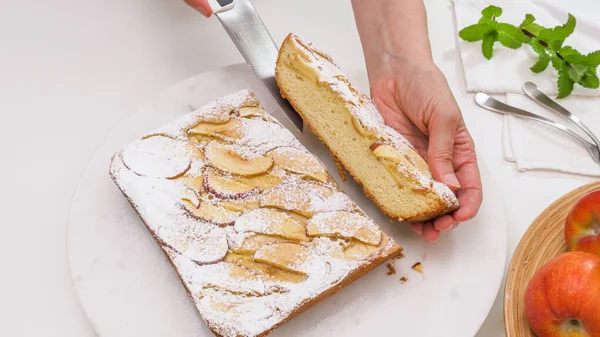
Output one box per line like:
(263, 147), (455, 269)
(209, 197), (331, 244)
(525, 251), (600, 337)
(565, 190), (600, 256)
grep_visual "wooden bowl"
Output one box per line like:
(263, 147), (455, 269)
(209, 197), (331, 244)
(504, 181), (600, 336)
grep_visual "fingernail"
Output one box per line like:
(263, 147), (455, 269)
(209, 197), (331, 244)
(441, 222), (455, 231)
(197, 6), (211, 17)
(452, 221), (460, 229)
(443, 173), (461, 190)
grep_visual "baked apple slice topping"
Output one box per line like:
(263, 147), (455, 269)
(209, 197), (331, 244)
(268, 147), (328, 183)
(259, 181), (356, 217)
(235, 171), (284, 192)
(307, 211), (382, 246)
(234, 208), (309, 242)
(343, 234), (389, 261)
(181, 187), (201, 208)
(370, 142), (431, 192)
(181, 198), (241, 227)
(188, 118), (244, 141)
(230, 234), (287, 255)
(224, 253), (307, 284)
(237, 106), (267, 118)
(204, 141), (274, 177)
(219, 196), (260, 213)
(203, 169), (259, 199)
(254, 242), (312, 275)
(179, 174), (204, 193)
(122, 135), (193, 179)
(350, 115), (375, 138)
(198, 262), (266, 296)
(178, 227), (229, 265)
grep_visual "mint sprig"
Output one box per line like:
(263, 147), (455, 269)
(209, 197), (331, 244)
(459, 6), (600, 98)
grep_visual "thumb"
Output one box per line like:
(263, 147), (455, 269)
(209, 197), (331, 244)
(184, 0), (212, 17)
(427, 112), (461, 191)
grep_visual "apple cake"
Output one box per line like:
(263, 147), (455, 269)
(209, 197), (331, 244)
(109, 90), (402, 337)
(275, 33), (459, 222)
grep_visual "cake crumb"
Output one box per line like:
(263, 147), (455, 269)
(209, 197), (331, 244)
(411, 262), (423, 274)
(386, 263), (396, 275)
(399, 277), (408, 283)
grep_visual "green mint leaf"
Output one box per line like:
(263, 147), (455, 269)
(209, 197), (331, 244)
(579, 70), (600, 89)
(531, 39), (546, 55)
(479, 16), (493, 24)
(585, 50), (600, 67)
(551, 56), (563, 71)
(459, 23), (492, 42)
(482, 5), (502, 18)
(531, 55), (551, 73)
(519, 14), (536, 28)
(539, 14), (576, 43)
(530, 39), (550, 73)
(496, 23), (525, 48)
(559, 46), (586, 64)
(557, 66), (575, 98)
(549, 39), (566, 50)
(482, 31), (498, 59)
(523, 23), (544, 37)
(568, 64), (587, 82)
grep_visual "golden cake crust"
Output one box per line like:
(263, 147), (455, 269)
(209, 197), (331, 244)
(275, 33), (459, 222)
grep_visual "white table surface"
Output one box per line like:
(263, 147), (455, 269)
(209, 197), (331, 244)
(0, 0), (594, 336)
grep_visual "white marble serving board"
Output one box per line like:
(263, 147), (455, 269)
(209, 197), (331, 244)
(67, 64), (507, 337)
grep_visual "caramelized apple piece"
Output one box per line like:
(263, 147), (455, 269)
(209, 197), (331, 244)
(234, 209), (309, 242)
(351, 115), (374, 138)
(181, 199), (240, 226)
(287, 212), (309, 226)
(219, 196), (260, 212)
(188, 118), (244, 141)
(224, 253), (307, 284)
(268, 147), (328, 183)
(254, 242), (311, 275)
(236, 172), (284, 192)
(307, 211), (382, 246)
(179, 174), (204, 193)
(181, 187), (201, 208)
(204, 141), (274, 177)
(165, 248), (264, 295)
(237, 106), (267, 118)
(204, 169), (258, 199)
(370, 142), (431, 192)
(121, 135), (192, 179)
(343, 235), (388, 261)
(178, 227), (229, 265)
(230, 234), (287, 255)
(193, 107), (233, 124)
(259, 181), (355, 217)
(200, 263), (265, 296)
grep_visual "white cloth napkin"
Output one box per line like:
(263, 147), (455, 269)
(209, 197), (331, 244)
(454, 0), (600, 176)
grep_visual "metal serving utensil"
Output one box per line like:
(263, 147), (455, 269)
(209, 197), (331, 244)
(208, 0), (304, 132)
(474, 92), (600, 165)
(522, 81), (600, 155)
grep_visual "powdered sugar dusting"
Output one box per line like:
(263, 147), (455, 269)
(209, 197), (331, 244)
(308, 211), (382, 245)
(110, 90), (400, 337)
(121, 135), (192, 178)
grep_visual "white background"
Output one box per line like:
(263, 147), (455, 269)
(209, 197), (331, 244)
(0, 0), (594, 336)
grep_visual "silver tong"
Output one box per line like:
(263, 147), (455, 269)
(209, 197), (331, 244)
(475, 81), (600, 165)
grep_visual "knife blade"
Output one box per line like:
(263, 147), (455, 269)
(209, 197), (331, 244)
(214, 0), (304, 132)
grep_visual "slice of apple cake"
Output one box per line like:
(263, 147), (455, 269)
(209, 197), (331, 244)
(275, 33), (459, 222)
(109, 90), (402, 337)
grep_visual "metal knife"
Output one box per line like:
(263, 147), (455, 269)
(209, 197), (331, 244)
(207, 0), (304, 132)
